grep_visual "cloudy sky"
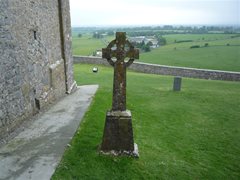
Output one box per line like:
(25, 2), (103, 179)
(69, 0), (240, 26)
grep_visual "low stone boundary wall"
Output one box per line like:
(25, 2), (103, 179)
(73, 56), (240, 82)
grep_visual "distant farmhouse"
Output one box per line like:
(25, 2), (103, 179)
(129, 36), (146, 44)
(129, 36), (159, 48)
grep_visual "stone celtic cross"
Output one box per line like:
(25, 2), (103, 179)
(100, 32), (139, 157)
(102, 32), (139, 111)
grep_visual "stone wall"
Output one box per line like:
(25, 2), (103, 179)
(73, 56), (240, 81)
(0, 0), (76, 140)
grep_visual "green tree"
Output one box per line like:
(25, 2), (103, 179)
(93, 32), (103, 39)
(147, 41), (153, 46)
(143, 45), (151, 52)
(157, 36), (166, 45)
(107, 31), (114, 36)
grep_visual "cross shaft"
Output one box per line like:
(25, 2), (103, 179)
(102, 32), (139, 111)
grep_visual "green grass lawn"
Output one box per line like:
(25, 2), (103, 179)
(140, 45), (240, 72)
(52, 64), (240, 179)
(72, 33), (240, 72)
(140, 35), (240, 72)
(72, 34), (106, 56)
(72, 34), (114, 56)
(164, 34), (238, 44)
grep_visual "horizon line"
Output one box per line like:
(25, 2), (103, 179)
(71, 24), (240, 28)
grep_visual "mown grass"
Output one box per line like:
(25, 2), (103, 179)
(72, 34), (106, 56)
(72, 33), (240, 72)
(140, 35), (240, 72)
(164, 34), (238, 44)
(140, 44), (240, 72)
(72, 34), (114, 56)
(52, 64), (240, 179)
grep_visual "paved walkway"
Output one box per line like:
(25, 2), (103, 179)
(0, 85), (98, 180)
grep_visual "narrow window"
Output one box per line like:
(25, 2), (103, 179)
(35, 98), (40, 110)
(33, 31), (37, 40)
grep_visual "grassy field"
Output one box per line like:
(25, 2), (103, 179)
(140, 35), (240, 72)
(164, 34), (238, 44)
(72, 33), (240, 72)
(52, 64), (240, 179)
(72, 33), (115, 56)
(72, 34), (105, 56)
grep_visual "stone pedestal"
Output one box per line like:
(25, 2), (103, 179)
(100, 110), (138, 157)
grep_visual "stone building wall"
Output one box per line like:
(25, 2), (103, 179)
(73, 56), (240, 81)
(0, 0), (76, 139)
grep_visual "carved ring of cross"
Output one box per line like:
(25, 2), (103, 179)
(103, 35), (139, 67)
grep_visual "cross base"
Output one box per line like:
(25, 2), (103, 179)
(100, 110), (139, 157)
(100, 143), (139, 158)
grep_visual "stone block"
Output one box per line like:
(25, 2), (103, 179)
(173, 76), (182, 91)
(73, 57), (240, 82)
(101, 110), (138, 156)
(0, 0), (75, 141)
(0, 110), (4, 119)
(49, 59), (64, 88)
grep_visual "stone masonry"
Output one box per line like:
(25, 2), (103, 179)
(74, 56), (240, 82)
(0, 0), (76, 140)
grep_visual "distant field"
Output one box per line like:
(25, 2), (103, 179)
(72, 32), (240, 71)
(72, 33), (114, 56)
(72, 34), (105, 56)
(164, 34), (238, 44)
(141, 35), (240, 72)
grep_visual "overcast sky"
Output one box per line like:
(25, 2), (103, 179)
(69, 0), (240, 27)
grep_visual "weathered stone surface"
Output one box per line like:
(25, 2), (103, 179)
(0, 0), (76, 140)
(173, 76), (182, 91)
(100, 33), (139, 157)
(74, 56), (240, 82)
(59, 0), (77, 94)
(101, 110), (134, 151)
(102, 32), (139, 111)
